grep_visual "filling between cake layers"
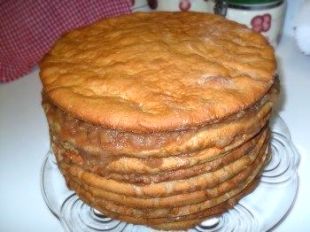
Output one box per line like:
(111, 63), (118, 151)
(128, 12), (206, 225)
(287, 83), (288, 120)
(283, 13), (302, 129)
(43, 79), (278, 158)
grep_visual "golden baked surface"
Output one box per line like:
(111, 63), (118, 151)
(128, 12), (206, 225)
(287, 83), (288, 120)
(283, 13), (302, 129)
(40, 12), (276, 132)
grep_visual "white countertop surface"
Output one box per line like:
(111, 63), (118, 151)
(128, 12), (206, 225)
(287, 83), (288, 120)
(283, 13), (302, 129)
(0, 35), (309, 231)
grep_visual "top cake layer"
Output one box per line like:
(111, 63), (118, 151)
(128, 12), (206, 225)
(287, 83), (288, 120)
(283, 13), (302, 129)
(40, 12), (276, 132)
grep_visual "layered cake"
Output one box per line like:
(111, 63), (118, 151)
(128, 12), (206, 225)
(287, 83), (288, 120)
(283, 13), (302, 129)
(40, 12), (279, 230)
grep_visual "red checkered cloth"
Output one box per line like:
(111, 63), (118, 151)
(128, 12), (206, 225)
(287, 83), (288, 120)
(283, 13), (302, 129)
(0, 0), (132, 83)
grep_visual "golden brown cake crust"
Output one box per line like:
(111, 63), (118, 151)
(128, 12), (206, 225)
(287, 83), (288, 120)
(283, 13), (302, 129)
(40, 12), (276, 132)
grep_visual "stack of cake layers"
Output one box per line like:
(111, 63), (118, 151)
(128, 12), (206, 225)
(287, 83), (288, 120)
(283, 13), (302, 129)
(40, 12), (278, 230)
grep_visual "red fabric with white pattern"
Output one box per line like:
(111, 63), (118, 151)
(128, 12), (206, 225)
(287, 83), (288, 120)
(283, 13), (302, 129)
(0, 0), (131, 83)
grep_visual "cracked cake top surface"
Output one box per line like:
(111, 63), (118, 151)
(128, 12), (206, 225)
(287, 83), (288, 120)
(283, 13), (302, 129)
(40, 12), (276, 132)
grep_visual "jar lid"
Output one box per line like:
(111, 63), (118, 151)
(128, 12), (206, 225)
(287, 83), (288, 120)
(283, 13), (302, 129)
(226, 0), (282, 5)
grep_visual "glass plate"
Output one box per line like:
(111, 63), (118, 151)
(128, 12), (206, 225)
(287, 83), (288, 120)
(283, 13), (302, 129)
(41, 116), (300, 232)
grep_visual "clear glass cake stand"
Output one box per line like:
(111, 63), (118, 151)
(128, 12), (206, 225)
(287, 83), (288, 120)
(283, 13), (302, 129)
(41, 116), (300, 232)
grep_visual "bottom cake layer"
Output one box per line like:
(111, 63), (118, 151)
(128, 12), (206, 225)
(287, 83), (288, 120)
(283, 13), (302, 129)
(94, 180), (259, 230)
(56, 147), (269, 230)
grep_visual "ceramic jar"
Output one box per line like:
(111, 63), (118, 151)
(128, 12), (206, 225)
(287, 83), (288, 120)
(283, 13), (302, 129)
(211, 0), (286, 46)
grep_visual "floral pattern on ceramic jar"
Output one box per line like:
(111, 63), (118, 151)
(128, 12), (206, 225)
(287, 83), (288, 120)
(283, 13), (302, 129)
(251, 13), (272, 32)
(179, 0), (191, 11)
